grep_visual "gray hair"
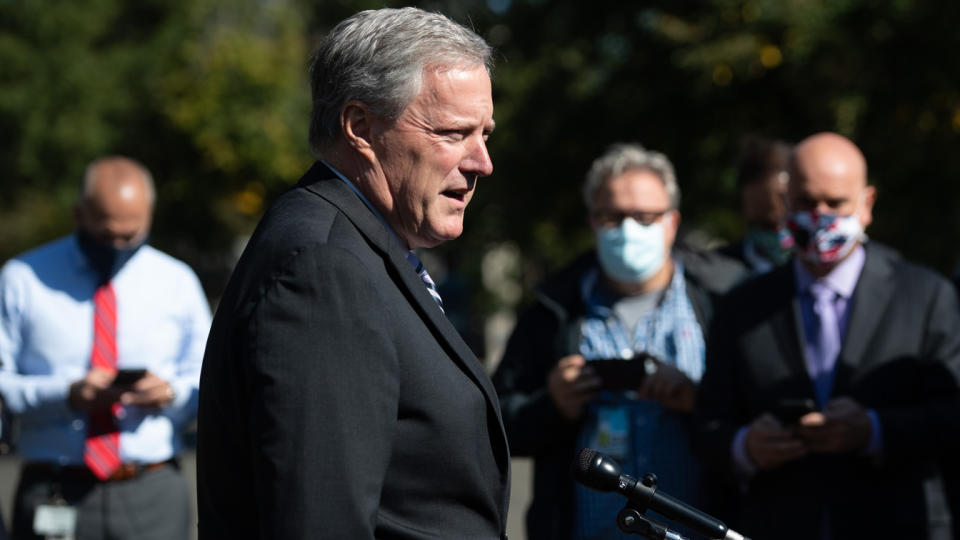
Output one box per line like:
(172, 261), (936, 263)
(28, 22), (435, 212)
(308, 7), (494, 157)
(582, 143), (680, 210)
(81, 156), (156, 205)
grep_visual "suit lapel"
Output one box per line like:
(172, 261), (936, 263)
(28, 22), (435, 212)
(833, 244), (896, 392)
(767, 265), (813, 390)
(379, 234), (513, 480)
(300, 163), (508, 450)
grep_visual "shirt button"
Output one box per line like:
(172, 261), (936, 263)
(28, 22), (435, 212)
(71, 419), (85, 430)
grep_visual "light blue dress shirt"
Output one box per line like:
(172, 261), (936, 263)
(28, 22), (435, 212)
(0, 235), (211, 465)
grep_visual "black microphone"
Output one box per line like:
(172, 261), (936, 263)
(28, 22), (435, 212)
(572, 448), (748, 540)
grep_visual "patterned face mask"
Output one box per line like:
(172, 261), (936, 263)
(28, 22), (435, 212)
(746, 225), (794, 265)
(785, 208), (863, 265)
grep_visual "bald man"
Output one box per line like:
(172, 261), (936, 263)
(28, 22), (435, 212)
(695, 133), (960, 539)
(0, 157), (211, 540)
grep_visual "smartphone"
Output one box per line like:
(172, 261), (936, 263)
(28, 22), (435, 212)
(112, 368), (147, 387)
(588, 353), (657, 391)
(773, 398), (818, 425)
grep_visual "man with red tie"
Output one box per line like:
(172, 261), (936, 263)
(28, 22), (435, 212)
(0, 156), (211, 539)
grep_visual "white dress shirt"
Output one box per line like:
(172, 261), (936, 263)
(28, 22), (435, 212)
(0, 235), (211, 465)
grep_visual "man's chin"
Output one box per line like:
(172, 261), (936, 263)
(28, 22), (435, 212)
(413, 224), (464, 249)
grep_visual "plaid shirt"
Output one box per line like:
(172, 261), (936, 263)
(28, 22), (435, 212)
(572, 262), (707, 539)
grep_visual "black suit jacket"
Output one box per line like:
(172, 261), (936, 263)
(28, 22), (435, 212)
(696, 242), (960, 540)
(197, 163), (510, 539)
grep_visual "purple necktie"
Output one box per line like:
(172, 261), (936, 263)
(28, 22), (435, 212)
(807, 282), (840, 406)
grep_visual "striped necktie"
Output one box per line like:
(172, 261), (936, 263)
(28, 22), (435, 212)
(406, 252), (444, 312)
(85, 281), (122, 480)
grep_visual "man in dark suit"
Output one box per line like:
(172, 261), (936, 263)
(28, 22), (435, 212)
(696, 132), (960, 539)
(196, 8), (509, 539)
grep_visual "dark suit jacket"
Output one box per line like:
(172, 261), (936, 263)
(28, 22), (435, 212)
(696, 242), (960, 540)
(197, 163), (510, 539)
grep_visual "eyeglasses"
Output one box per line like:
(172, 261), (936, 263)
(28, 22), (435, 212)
(591, 209), (671, 228)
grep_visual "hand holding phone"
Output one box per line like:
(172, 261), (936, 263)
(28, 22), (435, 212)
(589, 353), (658, 391)
(795, 397), (871, 453)
(773, 398), (819, 426)
(112, 368), (147, 388)
(746, 413), (809, 470)
(548, 355), (601, 421)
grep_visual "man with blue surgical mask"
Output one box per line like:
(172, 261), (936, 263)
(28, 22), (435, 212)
(696, 132), (960, 539)
(494, 143), (743, 540)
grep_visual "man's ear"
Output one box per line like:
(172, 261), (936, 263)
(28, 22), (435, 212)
(665, 209), (681, 247)
(341, 100), (377, 161)
(860, 185), (877, 229)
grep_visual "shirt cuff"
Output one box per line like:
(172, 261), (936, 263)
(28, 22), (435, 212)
(16, 377), (75, 421)
(169, 380), (195, 411)
(863, 408), (883, 456)
(43, 379), (73, 405)
(731, 425), (757, 479)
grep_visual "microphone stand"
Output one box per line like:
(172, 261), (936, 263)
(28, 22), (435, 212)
(613, 474), (688, 540)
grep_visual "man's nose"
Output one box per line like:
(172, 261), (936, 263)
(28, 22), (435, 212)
(101, 230), (140, 249)
(462, 136), (494, 178)
(813, 201), (834, 215)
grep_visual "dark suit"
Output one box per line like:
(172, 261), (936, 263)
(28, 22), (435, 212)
(696, 242), (960, 540)
(197, 163), (510, 539)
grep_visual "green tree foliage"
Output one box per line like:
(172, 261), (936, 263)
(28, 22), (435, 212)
(461, 0), (960, 297)
(2, 0), (959, 319)
(0, 0), (311, 293)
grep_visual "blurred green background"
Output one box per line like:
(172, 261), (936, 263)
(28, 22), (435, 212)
(3, 0), (959, 357)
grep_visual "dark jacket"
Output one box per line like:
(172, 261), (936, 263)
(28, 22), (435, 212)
(695, 242), (960, 539)
(492, 247), (743, 540)
(197, 163), (510, 539)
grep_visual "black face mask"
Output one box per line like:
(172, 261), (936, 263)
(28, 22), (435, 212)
(76, 229), (146, 283)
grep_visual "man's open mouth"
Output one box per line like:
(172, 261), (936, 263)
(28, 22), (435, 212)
(442, 190), (466, 201)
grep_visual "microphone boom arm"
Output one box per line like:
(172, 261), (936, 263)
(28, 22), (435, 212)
(571, 448), (749, 540)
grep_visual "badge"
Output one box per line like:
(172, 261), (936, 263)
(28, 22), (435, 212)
(592, 406), (630, 460)
(34, 504), (77, 537)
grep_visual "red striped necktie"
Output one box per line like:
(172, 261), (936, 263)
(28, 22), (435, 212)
(84, 281), (122, 480)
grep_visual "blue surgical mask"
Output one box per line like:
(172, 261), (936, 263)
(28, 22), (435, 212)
(76, 229), (146, 283)
(595, 217), (667, 284)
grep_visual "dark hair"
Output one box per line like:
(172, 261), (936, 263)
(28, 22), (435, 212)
(736, 136), (791, 189)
